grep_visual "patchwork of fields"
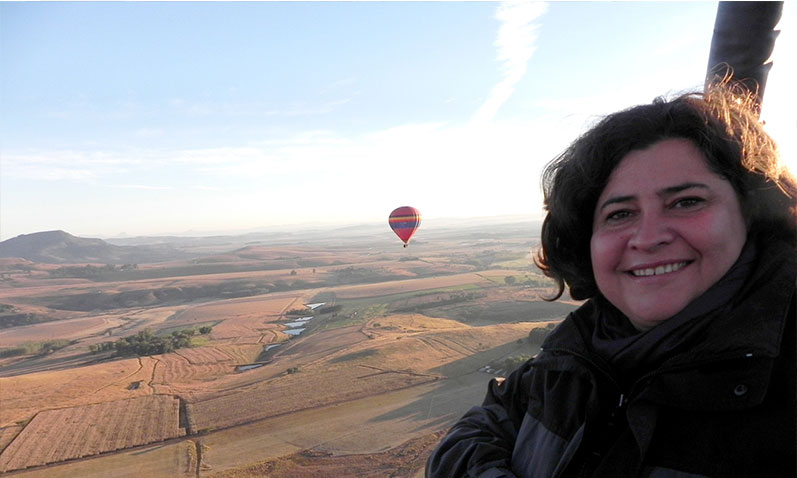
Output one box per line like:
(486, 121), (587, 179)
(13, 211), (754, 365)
(0, 229), (574, 477)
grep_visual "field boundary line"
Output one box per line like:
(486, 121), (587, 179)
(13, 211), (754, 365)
(90, 357), (146, 395)
(355, 364), (439, 380)
(149, 357), (160, 391)
(173, 347), (233, 365)
(415, 335), (474, 359)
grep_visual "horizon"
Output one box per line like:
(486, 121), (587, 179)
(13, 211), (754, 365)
(2, 1), (795, 241)
(0, 212), (543, 243)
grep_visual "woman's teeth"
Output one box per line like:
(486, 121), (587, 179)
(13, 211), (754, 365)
(631, 261), (688, 277)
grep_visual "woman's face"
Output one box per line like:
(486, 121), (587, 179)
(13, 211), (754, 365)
(590, 138), (747, 330)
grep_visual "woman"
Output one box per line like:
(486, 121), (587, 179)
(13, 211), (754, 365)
(426, 85), (796, 478)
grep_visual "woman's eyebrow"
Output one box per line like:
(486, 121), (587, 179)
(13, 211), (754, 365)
(657, 182), (709, 197)
(598, 195), (635, 211)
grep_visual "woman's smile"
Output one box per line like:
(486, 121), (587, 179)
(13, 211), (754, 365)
(626, 260), (690, 277)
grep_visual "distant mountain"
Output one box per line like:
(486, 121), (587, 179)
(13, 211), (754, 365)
(0, 230), (191, 264)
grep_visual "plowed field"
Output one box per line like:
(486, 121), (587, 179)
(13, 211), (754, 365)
(0, 315), (121, 345)
(0, 395), (185, 472)
(333, 272), (493, 298)
(0, 357), (158, 426)
(207, 431), (444, 478)
(172, 295), (302, 324)
(187, 363), (436, 432)
(153, 352), (233, 388)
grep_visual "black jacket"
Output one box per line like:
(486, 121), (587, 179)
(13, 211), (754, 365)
(427, 245), (796, 478)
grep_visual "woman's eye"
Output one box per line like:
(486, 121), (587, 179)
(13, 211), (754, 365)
(672, 197), (705, 209)
(606, 210), (632, 222)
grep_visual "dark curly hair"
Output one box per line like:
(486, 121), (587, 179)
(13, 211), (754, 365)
(535, 84), (796, 301)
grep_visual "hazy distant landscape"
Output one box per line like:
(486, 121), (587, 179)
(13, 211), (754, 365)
(0, 217), (578, 477)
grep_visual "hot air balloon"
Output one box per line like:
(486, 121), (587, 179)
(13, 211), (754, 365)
(389, 206), (421, 247)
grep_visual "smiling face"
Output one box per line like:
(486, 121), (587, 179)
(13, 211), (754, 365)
(589, 138), (747, 330)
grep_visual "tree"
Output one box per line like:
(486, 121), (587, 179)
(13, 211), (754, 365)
(528, 327), (551, 345)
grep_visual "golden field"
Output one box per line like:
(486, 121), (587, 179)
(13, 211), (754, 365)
(0, 225), (576, 476)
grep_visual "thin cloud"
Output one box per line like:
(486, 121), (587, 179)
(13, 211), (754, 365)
(6, 166), (98, 182)
(267, 98), (354, 118)
(1, 150), (140, 181)
(167, 97), (352, 119)
(107, 184), (176, 190)
(321, 76), (358, 94)
(135, 128), (164, 138)
(190, 184), (222, 191)
(471, 1), (548, 125)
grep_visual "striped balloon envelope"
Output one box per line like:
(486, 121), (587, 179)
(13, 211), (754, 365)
(388, 206), (422, 247)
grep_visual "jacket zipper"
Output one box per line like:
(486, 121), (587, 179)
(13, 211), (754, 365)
(575, 393), (629, 478)
(541, 347), (628, 478)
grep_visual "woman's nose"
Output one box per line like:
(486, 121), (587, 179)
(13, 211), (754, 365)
(627, 213), (674, 251)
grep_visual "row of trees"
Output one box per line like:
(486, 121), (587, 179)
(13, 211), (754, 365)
(50, 264), (138, 279)
(493, 354), (534, 372)
(528, 322), (558, 345)
(0, 339), (71, 358)
(391, 292), (482, 314)
(89, 327), (211, 357)
(504, 275), (552, 287)
(0, 306), (54, 329)
(488, 323), (561, 372)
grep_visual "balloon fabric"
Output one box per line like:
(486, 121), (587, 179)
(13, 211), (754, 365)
(389, 206), (421, 247)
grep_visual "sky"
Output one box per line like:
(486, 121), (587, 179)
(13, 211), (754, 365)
(1, 1), (795, 241)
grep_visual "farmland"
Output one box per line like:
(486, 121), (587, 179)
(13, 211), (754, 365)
(0, 219), (578, 477)
(0, 395), (185, 471)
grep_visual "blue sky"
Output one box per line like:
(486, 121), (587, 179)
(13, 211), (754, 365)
(1, 1), (794, 240)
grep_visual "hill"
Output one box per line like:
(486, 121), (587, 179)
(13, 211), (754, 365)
(0, 230), (189, 264)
